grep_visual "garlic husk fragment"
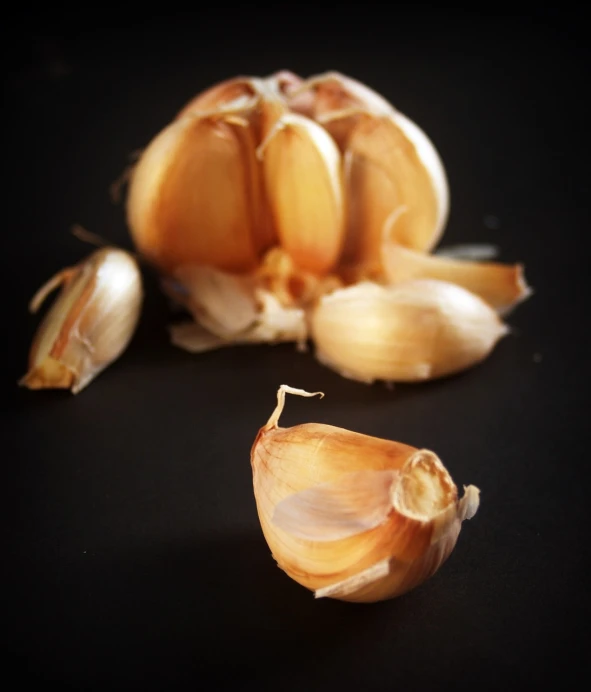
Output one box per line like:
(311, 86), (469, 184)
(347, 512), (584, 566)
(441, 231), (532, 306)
(251, 385), (480, 603)
(383, 243), (532, 314)
(258, 112), (346, 275)
(164, 264), (308, 352)
(20, 247), (143, 394)
(126, 108), (271, 275)
(310, 279), (508, 384)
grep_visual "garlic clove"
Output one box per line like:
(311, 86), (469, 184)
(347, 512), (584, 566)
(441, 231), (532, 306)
(251, 385), (480, 602)
(382, 242), (532, 314)
(127, 112), (270, 275)
(310, 279), (508, 384)
(340, 113), (446, 274)
(258, 112), (346, 276)
(20, 248), (143, 394)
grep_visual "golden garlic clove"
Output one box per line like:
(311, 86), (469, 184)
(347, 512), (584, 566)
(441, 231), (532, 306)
(382, 243), (532, 314)
(258, 112), (346, 276)
(251, 385), (480, 602)
(127, 111), (271, 275)
(20, 248), (143, 394)
(340, 113), (447, 274)
(310, 279), (508, 384)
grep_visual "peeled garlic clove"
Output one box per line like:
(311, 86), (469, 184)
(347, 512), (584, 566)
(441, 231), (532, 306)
(340, 113), (447, 273)
(258, 112), (346, 276)
(127, 112), (270, 275)
(382, 243), (532, 314)
(20, 248), (143, 394)
(310, 279), (508, 383)
(251, 385), (480, 602)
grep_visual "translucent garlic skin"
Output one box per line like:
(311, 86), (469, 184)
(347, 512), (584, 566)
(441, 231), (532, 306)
(251, 386), (480, 603)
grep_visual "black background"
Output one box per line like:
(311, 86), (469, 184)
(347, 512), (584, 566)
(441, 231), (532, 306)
(3, 5), (589, 690)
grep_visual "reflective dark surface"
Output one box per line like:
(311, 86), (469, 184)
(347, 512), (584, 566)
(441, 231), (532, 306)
(3, 7), (588, 690)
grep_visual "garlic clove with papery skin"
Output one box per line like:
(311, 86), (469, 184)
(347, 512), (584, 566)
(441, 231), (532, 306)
(20, 247), (143, 394)
(310, 279), (508, 384)
(339, 113), (447, 275)
(382, 242), (532, 314)
(258, 112), (346, 276)
(126, 109), (272, 275)
(251, 385), (480, 603)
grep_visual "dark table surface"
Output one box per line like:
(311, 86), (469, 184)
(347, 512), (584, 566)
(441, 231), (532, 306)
(3, 7), (589, 690)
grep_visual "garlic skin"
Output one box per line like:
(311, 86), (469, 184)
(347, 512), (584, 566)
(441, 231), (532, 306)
(20, 248), (143, 394)
(251, 385), (480, 603)
(310, 279), (508, 383)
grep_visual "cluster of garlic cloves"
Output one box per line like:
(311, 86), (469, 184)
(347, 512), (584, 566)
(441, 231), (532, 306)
(126, 69), (531, 384)
(251, 385), (480, 602)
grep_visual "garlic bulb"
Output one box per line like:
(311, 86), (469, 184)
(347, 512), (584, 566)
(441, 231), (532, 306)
(251, 385), (480, 603)
(310, 279), (508, 383)
(126, 70), (448, 279)
(124, 69), (530, 384)
(20, 247), (143, 394)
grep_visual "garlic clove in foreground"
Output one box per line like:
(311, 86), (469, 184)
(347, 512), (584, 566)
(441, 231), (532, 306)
(258, 112), (346, 276)
(20, 247), (143, 394)
(310, 279), (508, 384)
(251, 385), (480, 602)
(126, 110), (270, 275)
(382, 243), (532, 314)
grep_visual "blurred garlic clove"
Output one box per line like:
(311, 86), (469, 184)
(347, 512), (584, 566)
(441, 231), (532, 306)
(251, 385), (480, 602)
(382, 243), (532, 314)
(127, 111), (272, 275)
(339, 113), (448, 274)
(310, 279), (508, 384)
(258, 112), (346, 276)
(20, 248), (143, 394)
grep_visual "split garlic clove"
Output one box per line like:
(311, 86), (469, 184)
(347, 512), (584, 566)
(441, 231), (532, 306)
(127, 111), (271, 275)
(251, 385), (480, 603)
(258, 112), (346, 276)
(382, 243), (532, 314)
(20, 247), (143, 394)
(310, 279), (508, 384)
(340, 113), (447, 273)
